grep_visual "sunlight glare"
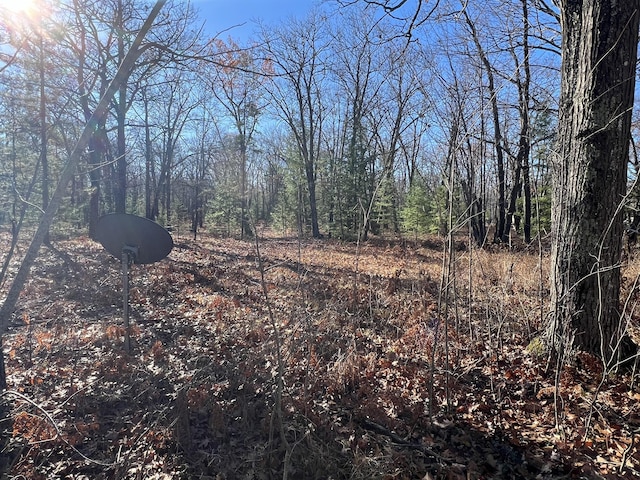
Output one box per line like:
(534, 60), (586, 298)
(0, 0), (37, 15)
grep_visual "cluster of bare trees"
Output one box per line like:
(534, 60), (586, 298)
(0, 0), (562, 245)
(1, 0), (639, 372)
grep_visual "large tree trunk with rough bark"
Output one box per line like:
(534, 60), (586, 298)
(549, 0), (639, 361)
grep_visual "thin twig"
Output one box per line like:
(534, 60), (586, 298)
(2, 389), (117, 467)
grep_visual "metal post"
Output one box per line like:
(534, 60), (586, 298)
(122, 250), (130, 354)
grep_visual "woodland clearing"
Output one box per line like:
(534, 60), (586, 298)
(0, 228), (639, 479)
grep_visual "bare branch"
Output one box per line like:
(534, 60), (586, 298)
(337, 0), (441, 40)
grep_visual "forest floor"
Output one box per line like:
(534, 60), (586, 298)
(1, 227), (640, 479)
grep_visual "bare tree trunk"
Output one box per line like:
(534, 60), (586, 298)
(504, 162), (522, 242)
(165, 167), (172, 225)
(261, 15), (325, 238)
(523, 158), (532, 243)
(144, 91), (154, 220)
(74, 4), (106, 238)
(240, 136), (253, 239)
(549, 0), (639, 361)
(505, 0), (532, 244)
(115, 0), (127, 214)
(39, 33), (50, 244)
(522, 0), (533, 245)
(463, 10), (506, 243)
(87, 132), (104, 238)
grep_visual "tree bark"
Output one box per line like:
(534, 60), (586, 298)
(521, 0), (533, 244)
(115, 0), (127, 214)
(144, 90), (154, 220)
(549, 0), (639, 361)
(38, 33), (49, 244)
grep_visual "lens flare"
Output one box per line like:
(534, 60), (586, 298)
(0, 0), (46, 34)
(0, 0), (36, 14)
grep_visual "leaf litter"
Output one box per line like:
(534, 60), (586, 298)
(0, 231), (639, 479)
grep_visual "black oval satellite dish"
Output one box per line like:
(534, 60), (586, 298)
(95, 213), (173, 264)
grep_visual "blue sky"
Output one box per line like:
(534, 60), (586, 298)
(189, 0), (320, 40)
